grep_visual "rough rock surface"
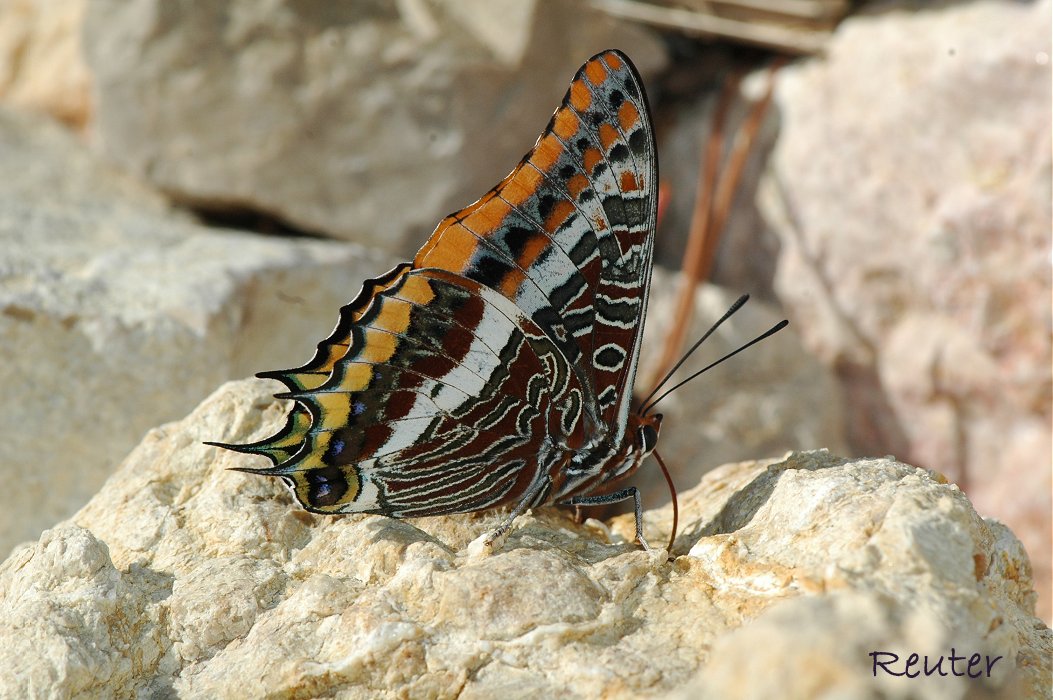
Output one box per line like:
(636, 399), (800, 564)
(762, 0), (1052, 620)
(0, 379), (1047, 698)
(0, 0), (91, 127)
(82, 0), (665, 253)
(0, 106), (396, 556)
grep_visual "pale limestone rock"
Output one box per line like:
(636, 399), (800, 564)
(761, 0), (1052, 621)
(0, 525), (151, 696)
(0, 0), (91, 128)
(0, 379), (1046, 698)
(674, 591), (1034, 699)
(0, 105), (396, 556)
(82, 0), (665, 253)
(0, 105), (165, 210)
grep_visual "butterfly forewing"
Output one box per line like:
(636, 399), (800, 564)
(417, 50), (657, 446)
(564, 52), (657, 441)
(211, 50), (658, 519)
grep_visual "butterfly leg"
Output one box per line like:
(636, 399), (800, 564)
(561, 488), (651, 550)
(483, 477), (549, 548)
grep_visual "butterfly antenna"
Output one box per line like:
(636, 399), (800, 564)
(642, 318), (789, 416)
(653, 449), (678, 553)
(638, 294), (750, 415)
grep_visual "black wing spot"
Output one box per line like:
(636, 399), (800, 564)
(500, 225), (536, 259)
(537, 193), (559, 220)
(306, 466), (349, 507)
(621, 197), (647, 227)
(628, 128), (649, 157)
(471, 253), (513, 289)
(609, 143), (630, 164)
(595, 345), (626, 369)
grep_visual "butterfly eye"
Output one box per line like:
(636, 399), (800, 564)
(637, 423), (659, 454)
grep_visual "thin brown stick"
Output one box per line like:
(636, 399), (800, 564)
(703, 58), (785, 279)
(647, 61), (785, 395)
(647, 72), (740, 393)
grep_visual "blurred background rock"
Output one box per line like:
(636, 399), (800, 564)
(0, 0), (1048, 625)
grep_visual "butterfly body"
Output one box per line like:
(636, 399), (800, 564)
(209, 50), (662, 545)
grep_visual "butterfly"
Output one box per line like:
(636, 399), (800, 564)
(208, 50), (668, 549)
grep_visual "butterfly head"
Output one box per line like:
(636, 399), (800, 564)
(600, 411), (663, 487)
(633, 412), (662, 459)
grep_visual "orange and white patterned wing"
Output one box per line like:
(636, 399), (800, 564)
(416, 49), (658, 449)
(208, 50), (658, 517)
